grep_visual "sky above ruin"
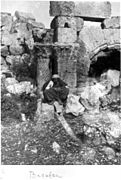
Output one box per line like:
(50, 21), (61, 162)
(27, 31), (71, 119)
(1, 1), (120, 28)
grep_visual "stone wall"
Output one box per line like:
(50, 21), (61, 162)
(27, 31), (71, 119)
(1, 11), (54, 94)
(1, 2), (121, 95)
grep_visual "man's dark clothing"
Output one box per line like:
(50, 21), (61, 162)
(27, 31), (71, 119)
(42, 78), (69, 105)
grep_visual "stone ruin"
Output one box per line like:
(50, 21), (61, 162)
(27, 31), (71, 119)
(1, 1), (120, 95)
(1, 1), (121, 164)
(36, 1), (120, 95)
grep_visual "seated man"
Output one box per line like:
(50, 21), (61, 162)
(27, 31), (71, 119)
(42, 74), (69, 106)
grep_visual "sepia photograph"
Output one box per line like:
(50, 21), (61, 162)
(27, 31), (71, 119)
(0, 0), (121, 178)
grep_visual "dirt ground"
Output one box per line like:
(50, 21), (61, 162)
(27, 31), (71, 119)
(1, 103), (121, 165)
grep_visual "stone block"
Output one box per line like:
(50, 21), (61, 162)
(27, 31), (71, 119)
(49, 1), (111, 21)
(1, 32), (19, 46)
(79, 26), (105, 52)
(101, 16), (121, 29)
(59, 71), (77, 88)
(1, 46), (9, 57)
(1, 12), (13, 31)
(6, 55), (21, 65)
(103, 29), (120, 45)
(74, 1), (111, 21)
(35, 100), (54, 125)
(15, 11), (35, 22)
(50, 1), (75, 16)
(27, 20), (45, 29)
(37, 54), (51, 92)
(76, 17), (84, 32)
(51, 16), (84, 31)
(10, 20), (33, 42)
(9, 44), (24, 55)
(55, 28), (77, 43)
(51, 16), (76, 29)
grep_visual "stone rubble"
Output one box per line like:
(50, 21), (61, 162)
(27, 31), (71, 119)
(66, 94), (85, 116)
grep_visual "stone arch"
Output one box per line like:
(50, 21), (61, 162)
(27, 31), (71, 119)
(88, 43), (121, 77)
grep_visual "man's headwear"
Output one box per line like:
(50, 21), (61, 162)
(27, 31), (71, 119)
(52, 74), (60, 79)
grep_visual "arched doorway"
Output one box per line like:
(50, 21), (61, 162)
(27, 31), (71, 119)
(88, 44), (120, 78)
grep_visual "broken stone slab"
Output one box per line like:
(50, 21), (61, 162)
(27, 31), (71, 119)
(15, 11), (35, 22)
(80, 82), (107, 111)
(10, 20), (33, 43)
(55, 28), (77, 43)
(1, 46), (9, 57)
(100, 69), (120, 88)
(6, 81), (34, 95)
(27, 20), (45, 29)
(74, 1), (111, 21)
(65, 94), (85, 116)
(1, 12), (13, 31)
(101, 16), (121, 29)
(35, 100), (54, 122)
(50, 1), (75, 16)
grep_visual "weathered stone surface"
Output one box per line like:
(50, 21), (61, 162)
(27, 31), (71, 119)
(6, 55), (21, 65)
(62, 72), (77, 88)
(1, 12), (13, 31)
(51, 16), (76, 29)
(101, 16), (121, 29)
(80, 82), (106, 111)
(50, 1), (75, 16)
(50, 1), (111, 21)
(76, 17), (84, 32)
(1, 32), (15, 46)
(100, 69), (120, 88)
(79, 26), (105, 53)
(55, 28), (77, 43)
(35, 100), (54, 122)
(40, 29), (54, 44)
(1, 32), (23, 46)
(6, 81), (34, 95)
(9, 44), (24, 55)
(5, 77), (18, 87)
(103, 29), (120, 45)
(1, 46), (9, 57)
(51, 16), (84, 31)
(32, 28), (46, 41)
(33, 29), (54, 44)
(66, 94), (85, 116)
(74, 1), (111, 21)
(10, 20), (33, 42)
(83, 111), (121, 144)
(36, 46), (52, 92)
(15, 11), (35, 22)
(27, 20), (45, 29)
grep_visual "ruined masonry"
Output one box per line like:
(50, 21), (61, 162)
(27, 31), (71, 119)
(36, 1), (121, 94)
(1, 2), (121, 95)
